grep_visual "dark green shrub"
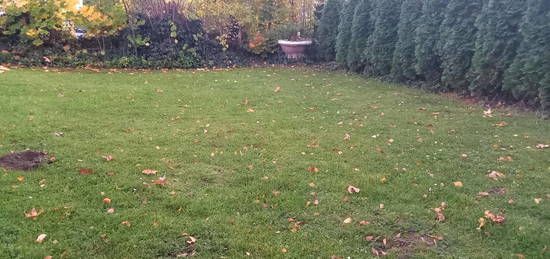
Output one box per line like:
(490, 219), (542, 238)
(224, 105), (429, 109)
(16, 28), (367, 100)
(391, 0), (423, 83)
(363, 0), (402, 77)
(316, 0), (343, 61)
(335, 0), (360, 67)
(414, 0), (449, 87)
(347, 0), (374, 72)
(439, 0), (483, 92)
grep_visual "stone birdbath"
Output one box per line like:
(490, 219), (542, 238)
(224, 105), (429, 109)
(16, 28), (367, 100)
(278, 36), (312, 59)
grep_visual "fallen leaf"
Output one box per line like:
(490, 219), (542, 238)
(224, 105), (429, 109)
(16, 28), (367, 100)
(186, 236), (197, 245)
(347, 185), (360, 194)
(246, 108), (255, 113)
(102, 198), (112, 204)
(487, 171), (505, 180)
(121, 221), (131, 227)
(534, 198), (543, 204)
(281, 248), (288, 253)
(497, 156), (513, 162)
(380, 177), (387, 184)
(344, 134), (351, 141)
(484, 210), (505, 223)
(35, 234), (47, 243)
(343, 217), (353, 224)
(536, 144), (549, 149)
(476, 217), (486, 230)
(17, 176), (25, 182)
(358, 220), (370, 226)
(453, 181), (463, 187)
(460, 154), (469, 158)
(79, 168), (93, 175)
(106, 208), (115, 214)
(154, 176), (167, 186)
(274, 87), (281, 92)
(142, 169), (158, 175)
(25, 208), (44, 220)
(102, 155), (114, 161)
(496, 121), (508, 127)
(483, 109), (493, 118)
(307, 167), (319, 173)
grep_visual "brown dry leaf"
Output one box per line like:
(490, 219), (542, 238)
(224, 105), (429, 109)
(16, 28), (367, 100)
(358, 220), (370, 226)
(25, 208), (44, 220)
(246, 108), (255, 113)
(344, 134), (351, 141)
(453, 181), (464, 187)
(484, 210), (505, 223)
(102, 155), (114, 161)
(121, 221), (131, 227)
(35, 234), (47, 243)
(280, 248), (288, 253)
(343, 217), (353, 224)
(347, 185), (360, 194)
(102, 198), (112, 204)
(483, 109), (493, 118)
(487, 171), (505, 180)
(106, 208), (115, 214)
(17, 176), (25, 182)
(274, 87), (281, 92)
(142, 169), (158, 175)
(308, 167), (319, 173)
(534, 198), (543, 204)
(44, 256), (53, 259)
(79, 168), (93, 175)
(433, 202), (447, 222)
(380, 177), (387, 184)
(536, 144), (549, 149)
(154, 176), (167, 186)
(170, 116), (181, 121)
(496, 121), (508, 127)
(272, 191), (281, 196)
(460, 153), (469, 158)
(497, 156), (513, 162)
(476, 217), (486, 230)
(186, 236), (197, 245)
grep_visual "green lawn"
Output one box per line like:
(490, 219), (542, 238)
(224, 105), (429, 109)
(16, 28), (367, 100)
(1, 67), (549, 258)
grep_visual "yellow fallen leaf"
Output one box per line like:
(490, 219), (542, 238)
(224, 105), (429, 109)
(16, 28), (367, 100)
(453, 181), (463, 187)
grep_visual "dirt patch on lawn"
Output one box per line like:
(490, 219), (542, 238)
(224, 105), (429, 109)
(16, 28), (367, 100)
(367, 232), (443, 258)
(0, 151), (49, 171)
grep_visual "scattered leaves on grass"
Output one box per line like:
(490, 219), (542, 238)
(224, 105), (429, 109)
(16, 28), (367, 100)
(347, 185), (360, 194)
(79, 168), (93, 175)
(142, 169), (158, 175)
(487, 171), (505, 180)
(25, 208), (44, 220)
(35, 234), (47, 244)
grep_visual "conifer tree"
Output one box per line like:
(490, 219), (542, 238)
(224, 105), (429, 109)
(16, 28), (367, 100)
(439, 0), (483, 92)
(336, 0), (360, 67)
(363, 0), (402, 77)
(347, 0), (374, 72)
(414, 0), (449, 87)
(503, 0), (550, 116)
(317, 0), (343, 61)
(391, 0), (423, 83)
(469, 0), (526, 97)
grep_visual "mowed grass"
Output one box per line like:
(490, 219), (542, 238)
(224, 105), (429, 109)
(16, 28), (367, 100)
(1, 67), (549, 259)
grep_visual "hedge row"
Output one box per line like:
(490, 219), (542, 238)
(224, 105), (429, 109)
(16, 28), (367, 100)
(320, 0), (550, 117)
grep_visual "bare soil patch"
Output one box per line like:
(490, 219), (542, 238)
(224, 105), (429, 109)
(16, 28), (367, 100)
(0, 150), (49, 171)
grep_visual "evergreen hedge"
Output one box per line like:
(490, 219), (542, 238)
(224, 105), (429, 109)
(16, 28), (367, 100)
(316, 0), (343, 61)
(335, 0), (360, 67)
(319, 0), (550, 117)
